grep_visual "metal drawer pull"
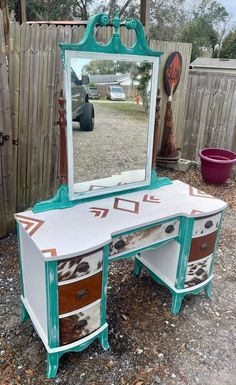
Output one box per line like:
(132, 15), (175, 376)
(76, 289), (89, 299)
(200, 242), (209, 250)
(165, 224), (175, 234)
(205, 220), (213, 229)
(75, 319), (88, 329)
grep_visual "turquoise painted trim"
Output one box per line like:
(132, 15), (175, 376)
(138, 261), (213, 314)
(16, 223), (30, 322)
(59, 11), (163, 65)
(209, 210), (224, 277)
(32, 173), (172, 213)
(109, 237), (178, 262)
(45, 261), (59, 348)
(175, 217), (195, 290)
(32, 184), (74, 213)
(101, 244), (109, 325)
(46, 326), (108, 378)
(133, 258), (143, 277)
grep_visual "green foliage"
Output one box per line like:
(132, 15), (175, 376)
(149, 0), (187, 42)
(219, 29), (236, 59)
(136, 62), (152, 113)
(180, 0), (229, 60)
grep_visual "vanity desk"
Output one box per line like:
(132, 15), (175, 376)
(15, 11), (227, 378)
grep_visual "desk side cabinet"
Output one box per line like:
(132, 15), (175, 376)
(134, 211), (224, 314)
(17, 224), (109, 378)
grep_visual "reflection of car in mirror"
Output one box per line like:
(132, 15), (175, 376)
(107, 85), (126, 101)
(71, 70), (94, 131)
(88, 85), (100, 99)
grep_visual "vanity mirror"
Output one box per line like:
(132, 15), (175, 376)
(33, 10), (172, 212)
(66, 53), (158, 199)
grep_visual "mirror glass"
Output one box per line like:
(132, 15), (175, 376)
(65, 53), (158, 198)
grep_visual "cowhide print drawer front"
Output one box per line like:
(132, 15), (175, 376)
(59, 302), (101, 346)
(185, 255), (212, 288)
(189, 231), (217, 262)
(58, 248), (103, 283)
(192, 212), (221, 237)
(110, 219), (179, 257)
(58, 272), (102, 315)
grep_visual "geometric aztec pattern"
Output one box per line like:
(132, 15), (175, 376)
(113, 197), (140, 214)
(89, 207), (109, 218)
(189, 186), (215, 199)
(143, 194), (160, 203)
(15, 214), (45, 236)
(40, 248), (58, 258)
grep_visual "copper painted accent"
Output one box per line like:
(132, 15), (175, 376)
(90, 207), (109, 218)
(189, 186), (215, 199)
(143, 194), (160, 203)
(191, 209), (204, 214)
(41, 248), (57, 257)
(189, 231), (217, 262)
(58, 272), (102, 315)
(113, 197), (140, 214)
(152, 89), (161, 167)
(57, 89), (67, 185)
(159, 97), (179, 158)
(15, 214), (45, 236)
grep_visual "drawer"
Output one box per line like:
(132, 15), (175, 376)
(110, 219), (179, 256)
(189, 231), (217, 262)
(58, 272), (102, 315)
(185, 255), (212, 288)
(192, 212), (221, 238)
(57, 248), (103, 282)
(59, 302), (101, 346)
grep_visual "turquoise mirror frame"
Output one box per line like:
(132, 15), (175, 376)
(33, 10), (172, 213)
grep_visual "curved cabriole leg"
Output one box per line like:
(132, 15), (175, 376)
(99, 328), (109, 351)
(47, 352), (60, 379)
(204, 281), (213, 298)
(21, 301), (30, 322)
(171, 293), (183, 315)
(133, 258), (143, 277)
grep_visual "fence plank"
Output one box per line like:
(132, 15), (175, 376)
(182, 71), (236, 160)
(150, 40), (192, 152)
(0, 10), (14, 236)
(17, 23), (31, 211)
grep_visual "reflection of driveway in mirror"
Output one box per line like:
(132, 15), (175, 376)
(72, 101), (149, 184)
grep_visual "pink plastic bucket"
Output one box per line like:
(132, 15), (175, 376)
(199, 148), (236, 184)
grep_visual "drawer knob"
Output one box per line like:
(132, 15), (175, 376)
(75, 319), (88, 329)
(76, 262), (89, 273)
(205, 220), (213, 229)
(165, 224), (175, 234)
(114, 239), (126, 250)
(76, 289), (89, 300)
(200, 242), (209, 250)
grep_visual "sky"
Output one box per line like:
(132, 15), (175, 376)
(221, 0), (236, 24)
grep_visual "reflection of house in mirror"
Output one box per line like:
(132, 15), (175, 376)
(88, 74), (139, 98)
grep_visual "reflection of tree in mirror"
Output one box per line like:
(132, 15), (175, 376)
(136, 63), (152, 113)
(82, 60), (137, 75)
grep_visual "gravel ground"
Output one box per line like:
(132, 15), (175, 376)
(73, 101), (148, 183)
(0, 168), (235, 385)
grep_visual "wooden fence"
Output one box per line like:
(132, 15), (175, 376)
(0, 11), (191, 237)
(182, 71), (236, 160)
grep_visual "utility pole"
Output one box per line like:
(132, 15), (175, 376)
(140, 0), (150, 39)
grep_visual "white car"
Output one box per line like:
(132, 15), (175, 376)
(107, 85), (126, 101)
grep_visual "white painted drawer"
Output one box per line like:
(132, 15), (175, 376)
(184, 255), (212, 288)
(110, 219), (179, 257)
(192, 212), (222, 238)
(58, 248), (103, 283)
(59, 301), (101, 346)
